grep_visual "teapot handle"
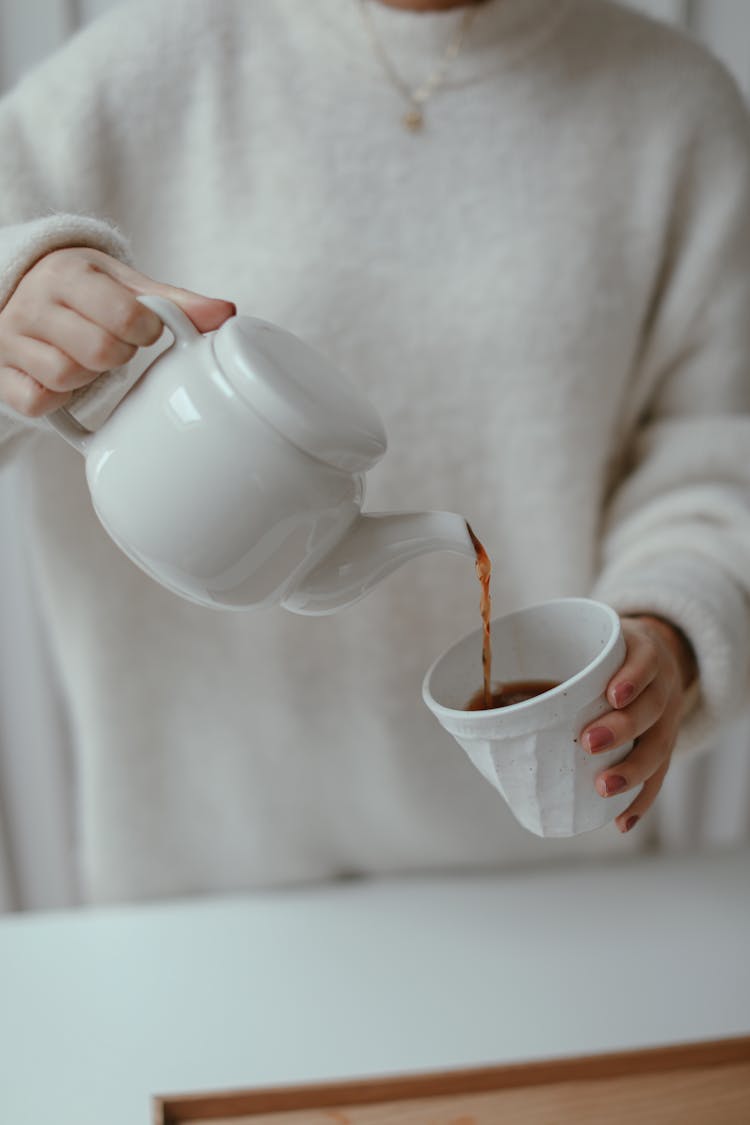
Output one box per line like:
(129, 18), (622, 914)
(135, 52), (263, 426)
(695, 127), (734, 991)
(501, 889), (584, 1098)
(135, 294), (202, 346)
(45, 408), (93, 455)
(45, 295), (201, 455)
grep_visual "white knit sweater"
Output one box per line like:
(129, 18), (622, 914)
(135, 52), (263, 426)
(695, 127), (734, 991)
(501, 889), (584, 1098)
(1, 0), (749, 902)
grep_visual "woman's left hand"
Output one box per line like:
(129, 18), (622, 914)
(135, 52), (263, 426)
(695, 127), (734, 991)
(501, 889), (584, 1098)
(580, 615), (697, 834)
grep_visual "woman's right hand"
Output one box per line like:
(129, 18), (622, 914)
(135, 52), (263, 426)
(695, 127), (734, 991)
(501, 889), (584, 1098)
(0, 247), (236, 417)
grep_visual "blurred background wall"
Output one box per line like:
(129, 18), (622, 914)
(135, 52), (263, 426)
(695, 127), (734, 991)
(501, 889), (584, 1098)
(0, 0), (749, 912)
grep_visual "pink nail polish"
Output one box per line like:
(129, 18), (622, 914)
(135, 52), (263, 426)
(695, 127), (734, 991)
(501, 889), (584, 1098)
(613, 681), (635, 708)
(624, 815), (639, 832)
(585, 726), (614, 753)
(601, 774), (627, 796)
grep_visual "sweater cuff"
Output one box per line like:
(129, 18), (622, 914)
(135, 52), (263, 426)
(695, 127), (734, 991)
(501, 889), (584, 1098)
(0, 213), (132, 309)
(591, 552), (750, 759)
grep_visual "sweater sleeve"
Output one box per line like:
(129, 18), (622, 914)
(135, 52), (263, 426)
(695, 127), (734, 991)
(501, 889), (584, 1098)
(592, 64), (750, 758)
(0, 3), (177, 461)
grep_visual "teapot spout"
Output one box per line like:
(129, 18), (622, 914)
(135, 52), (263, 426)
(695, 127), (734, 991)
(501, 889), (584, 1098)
(283, 511), (475, 615)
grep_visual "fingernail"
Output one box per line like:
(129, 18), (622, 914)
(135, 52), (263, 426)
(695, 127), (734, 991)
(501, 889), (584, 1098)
(597, 774), (627, 797)
(613, 681), (635, 708)
(624, 815), (639, 832)
(585, 726), (614, 753)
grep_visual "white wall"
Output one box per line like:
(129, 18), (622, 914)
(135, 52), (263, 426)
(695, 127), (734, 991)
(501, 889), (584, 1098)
(1, 0), (749, 911)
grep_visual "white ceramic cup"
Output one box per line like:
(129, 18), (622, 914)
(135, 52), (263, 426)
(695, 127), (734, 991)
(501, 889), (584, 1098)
(422, 598), (636, 837)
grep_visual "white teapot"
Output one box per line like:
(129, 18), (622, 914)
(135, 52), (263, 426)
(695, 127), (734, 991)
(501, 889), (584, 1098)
(46, 296), (474, 613)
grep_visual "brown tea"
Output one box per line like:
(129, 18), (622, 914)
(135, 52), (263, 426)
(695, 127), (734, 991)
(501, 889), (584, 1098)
(466, 522), (492, 708)
(464, 522), (559, 711)
(464, 679), (561, 711)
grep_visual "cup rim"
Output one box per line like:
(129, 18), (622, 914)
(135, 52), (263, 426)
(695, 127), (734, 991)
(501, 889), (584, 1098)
(422, 597), (621, 720)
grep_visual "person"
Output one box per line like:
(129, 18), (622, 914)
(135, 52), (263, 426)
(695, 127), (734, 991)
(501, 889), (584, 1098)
(0, 0), (748, 903)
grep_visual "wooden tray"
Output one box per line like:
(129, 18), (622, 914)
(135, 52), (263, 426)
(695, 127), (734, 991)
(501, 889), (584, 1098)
(154, 1035), (750, 1124)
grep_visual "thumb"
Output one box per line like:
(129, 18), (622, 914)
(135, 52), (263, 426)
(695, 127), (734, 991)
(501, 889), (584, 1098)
(102, 256), (237, 333)
(146, 281), (237, 333)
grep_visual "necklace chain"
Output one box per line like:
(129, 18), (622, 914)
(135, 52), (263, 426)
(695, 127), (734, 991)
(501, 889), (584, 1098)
(358, 0), (480, 132)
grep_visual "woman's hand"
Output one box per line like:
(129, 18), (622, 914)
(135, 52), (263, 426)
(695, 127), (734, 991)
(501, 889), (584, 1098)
(580, 615), (697, 833)
(0, 247), (236, 418)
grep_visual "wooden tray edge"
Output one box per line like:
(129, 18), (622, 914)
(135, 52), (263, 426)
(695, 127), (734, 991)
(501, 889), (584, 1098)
(153, 1034), (750, 1123)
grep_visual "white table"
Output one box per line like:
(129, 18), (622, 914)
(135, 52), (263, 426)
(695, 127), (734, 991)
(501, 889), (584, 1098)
(1, 848), (748, 1125)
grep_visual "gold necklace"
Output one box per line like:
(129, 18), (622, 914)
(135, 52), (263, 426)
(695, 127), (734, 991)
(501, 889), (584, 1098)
(358, 0), (481, 132)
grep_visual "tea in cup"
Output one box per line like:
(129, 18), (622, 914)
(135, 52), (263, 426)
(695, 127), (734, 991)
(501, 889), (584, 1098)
(422, 598), (636, 837)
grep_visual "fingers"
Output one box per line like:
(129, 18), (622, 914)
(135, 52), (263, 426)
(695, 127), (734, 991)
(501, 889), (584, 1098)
(0, 247), (237, 417)
(0, 365), (71, 417)
(576, 616), (689, 832)
(23, 247), (235, 339)
(148, 282), (236, 333)
(100, 256), (237, 334)
(22, 306), (138, 379)
(23, 252), (165, 346)
(593, 708), (677, 797)
(57, 267), (165, 347)
(581, 679), (667, 755)
(605, 620), (660, 710)
(613, 758), (671, 834)
(2, 322), (133, 394)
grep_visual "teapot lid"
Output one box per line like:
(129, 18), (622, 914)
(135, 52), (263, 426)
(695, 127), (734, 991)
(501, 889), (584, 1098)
(213, 317), (387, 473)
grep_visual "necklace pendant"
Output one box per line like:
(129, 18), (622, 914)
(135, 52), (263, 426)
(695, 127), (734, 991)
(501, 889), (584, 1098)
(402, 107), (424, 132)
